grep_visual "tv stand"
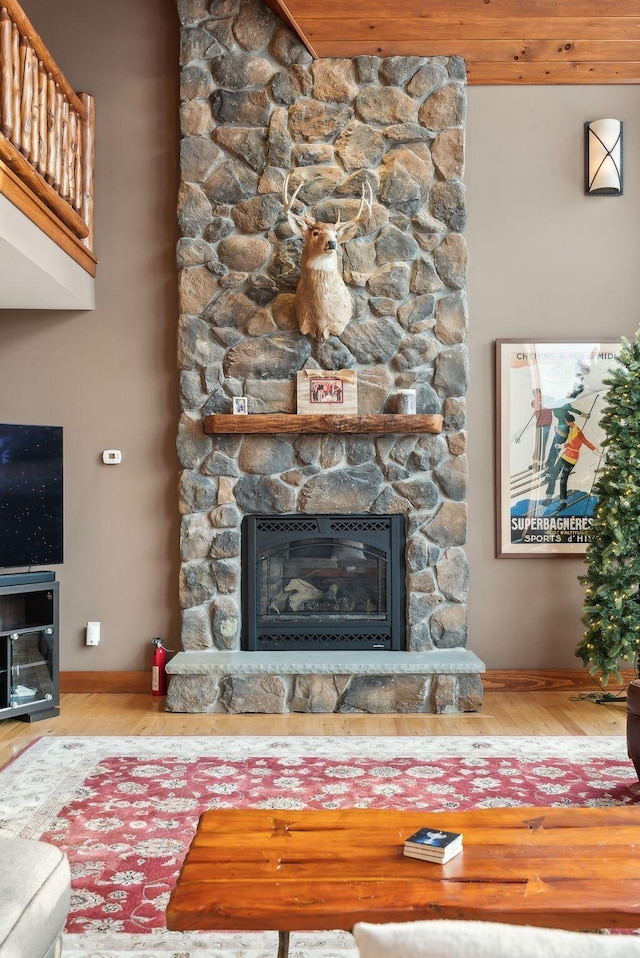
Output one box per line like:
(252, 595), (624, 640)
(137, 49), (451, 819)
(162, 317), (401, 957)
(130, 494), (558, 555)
(0, 574), (59, 722)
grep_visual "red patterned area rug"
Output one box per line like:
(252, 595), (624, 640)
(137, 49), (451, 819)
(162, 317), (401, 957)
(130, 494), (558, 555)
(0, 735), (637, 958)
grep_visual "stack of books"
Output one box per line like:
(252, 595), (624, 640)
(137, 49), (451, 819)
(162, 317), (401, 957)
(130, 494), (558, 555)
(403, 826), (463, 864)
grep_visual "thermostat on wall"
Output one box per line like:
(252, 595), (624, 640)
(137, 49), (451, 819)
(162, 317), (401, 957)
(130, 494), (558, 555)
(102, 450), (122, 464)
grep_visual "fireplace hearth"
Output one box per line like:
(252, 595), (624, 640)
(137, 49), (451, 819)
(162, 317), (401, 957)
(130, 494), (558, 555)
(242, 515), (406, 652)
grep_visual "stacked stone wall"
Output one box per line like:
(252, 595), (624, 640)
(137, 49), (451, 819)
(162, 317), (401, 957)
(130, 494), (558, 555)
(176, 0), (470, 662)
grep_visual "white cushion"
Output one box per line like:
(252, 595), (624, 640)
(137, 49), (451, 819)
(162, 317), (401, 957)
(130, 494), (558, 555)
(353, 919), (640, 958)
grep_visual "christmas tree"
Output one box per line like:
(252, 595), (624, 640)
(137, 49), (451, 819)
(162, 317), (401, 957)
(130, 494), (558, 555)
(577, 330), (640, 686)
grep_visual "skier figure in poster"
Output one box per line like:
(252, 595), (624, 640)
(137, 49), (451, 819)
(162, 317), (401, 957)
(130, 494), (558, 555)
(543, 414), (598, 507)
(530, 388), (553, 470)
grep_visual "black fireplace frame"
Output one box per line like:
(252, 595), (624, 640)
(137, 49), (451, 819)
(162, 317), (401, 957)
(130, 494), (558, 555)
(241, 514), (406, 652)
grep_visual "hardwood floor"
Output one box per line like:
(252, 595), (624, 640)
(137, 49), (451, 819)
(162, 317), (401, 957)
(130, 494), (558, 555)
(0, 689), (629, 769)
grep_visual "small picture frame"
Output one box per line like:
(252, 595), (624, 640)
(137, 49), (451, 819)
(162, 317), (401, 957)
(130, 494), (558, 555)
(296, 370), (357, 415)
(232, 397), (248, 415)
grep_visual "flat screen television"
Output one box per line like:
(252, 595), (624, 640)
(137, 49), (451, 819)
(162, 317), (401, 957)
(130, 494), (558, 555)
(0, 424), (63, 569)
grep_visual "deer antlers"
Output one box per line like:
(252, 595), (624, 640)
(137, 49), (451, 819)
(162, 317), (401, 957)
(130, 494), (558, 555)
(282, 174), (373, 236)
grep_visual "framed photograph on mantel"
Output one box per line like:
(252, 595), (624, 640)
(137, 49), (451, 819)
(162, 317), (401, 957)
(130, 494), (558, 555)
(296, 369), (357, 415)
(496, 339), (622, 558)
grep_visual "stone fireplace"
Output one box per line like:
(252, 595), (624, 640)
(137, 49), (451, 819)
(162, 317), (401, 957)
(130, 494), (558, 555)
(242, 514), (406, 651)
(166, 0), (485, 714)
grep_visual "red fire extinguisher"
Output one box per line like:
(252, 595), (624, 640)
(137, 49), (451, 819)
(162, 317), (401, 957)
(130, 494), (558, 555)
(151, 638), (171, 696)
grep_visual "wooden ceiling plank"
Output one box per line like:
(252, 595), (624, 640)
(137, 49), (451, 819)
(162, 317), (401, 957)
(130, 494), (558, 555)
(288, 0), (640, 19)
(300, 39), (640, 63)
(467, 60), (640, 83)
(309, 40), (640, 62)
(300, 17), (640, 43)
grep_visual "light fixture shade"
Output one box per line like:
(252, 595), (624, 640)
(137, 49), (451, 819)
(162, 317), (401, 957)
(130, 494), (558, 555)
(585, 119), (623, 195)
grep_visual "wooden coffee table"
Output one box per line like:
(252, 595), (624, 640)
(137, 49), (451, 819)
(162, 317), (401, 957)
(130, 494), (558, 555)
(166, 806), (640, 958)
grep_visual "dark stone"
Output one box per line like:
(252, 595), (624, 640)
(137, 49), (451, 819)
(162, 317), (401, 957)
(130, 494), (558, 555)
(203, 160), (258, 205)
(234, 475), (296, 513)
(213, 89), (271, 125)
(223, 331), (311, 379)
(299, 462), (384, 513)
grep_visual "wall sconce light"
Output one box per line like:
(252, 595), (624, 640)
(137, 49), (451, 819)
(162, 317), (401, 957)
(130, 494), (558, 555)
(585, 118), (623, 195)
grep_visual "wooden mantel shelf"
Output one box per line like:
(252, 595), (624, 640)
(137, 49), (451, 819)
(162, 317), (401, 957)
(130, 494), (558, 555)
(203, 413), (443, 435)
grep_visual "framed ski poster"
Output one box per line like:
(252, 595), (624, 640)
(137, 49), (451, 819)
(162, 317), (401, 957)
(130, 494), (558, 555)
(496, 339), (621, 558)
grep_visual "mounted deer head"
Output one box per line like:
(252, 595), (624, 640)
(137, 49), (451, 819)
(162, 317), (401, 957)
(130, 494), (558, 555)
(283, 175), (373, 340)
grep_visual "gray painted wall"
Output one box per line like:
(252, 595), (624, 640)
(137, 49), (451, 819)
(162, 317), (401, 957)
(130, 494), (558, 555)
(3, 1), (640, 673)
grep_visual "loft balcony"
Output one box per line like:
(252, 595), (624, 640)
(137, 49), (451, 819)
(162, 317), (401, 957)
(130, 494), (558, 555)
(0, 0), (95, 308)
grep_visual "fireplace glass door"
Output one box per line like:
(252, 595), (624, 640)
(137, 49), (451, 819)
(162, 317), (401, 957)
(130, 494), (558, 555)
(242, 515), (405, 651)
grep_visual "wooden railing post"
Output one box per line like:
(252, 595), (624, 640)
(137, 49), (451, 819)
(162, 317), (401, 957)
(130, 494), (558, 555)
(79, 92), (94, 250)
(0, 9), (12, 138)
(0, 0), (95, 260)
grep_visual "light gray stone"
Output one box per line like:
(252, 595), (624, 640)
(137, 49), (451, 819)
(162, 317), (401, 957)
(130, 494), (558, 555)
(232, 0), (276, 51)
(213, 89), (271, 125)
(394, 477), (439, 510)
(269, 27), (313, 67)
(430, 180), (467, 232)
(375, 227), (419, 265)
(357, 365), (393, 414)
(432, 674), (456, 713)
(290, 675), (341, 712)
(366, 263), (411, 300)
(182, 604), (214, 650)
(180, 512), (215, 561)
(426, 501), (467, 547)
(410, 258), (444, 295)
(434, 234), (468, 289)
(272, 66), (313, 106)
(419, 83), (466, 131)
(180, 470), (218, 515)
(353, 56), (380, 84)
(177, 238), (215, 269)
(177, 412), (213, 468)
(407, 434), (449, 472)
(180, 64), (215, 100)
(335, 121), (385, 171)
(223, 331), (311, 379)
(220, 675), (287, 713)
(180, 135), (221, 183)
(299, 462), (384, 513)
(213, 128), (267, 172)
(345, 437), (376, 465)
(434, 455), (468, 501)
(212, 595), (240, 649)
(355, 88), (418, 125)
(289, 101), (353, 142)
(177, 183), (212, 237)
(457, 674), (483, 711)
(245, 378), (295, 411)
(435, 292), (468, 345)
(180, 100), (215, 137)
(209, 528), (240, 559)
(443, 397), (466, 431)
(340, 675), (428, 713)
(210, 53), (274, 89)
(398, 293), (435, 330)
(202, 452), (239, 477)
(180, 561), (216, 608)
(434, 344), (469, 397)
(431, 604), (467, 649)
(372, 488), (412, 515)
(212, 557), (239, 594)
(203, 160), (258, 206)
(177, 0), (208, 26)
(166, 674), (219, 713)
(267, 107), (293, 167)
(432, 128), (465, 179)
(239, 436), (296, 474)
(234, 475), (296, 513)
(293, 143), (335, 166)
(341, 317), (403, 364)
(379, 56), (426, 87)
(218, 236), (271, 271)
(436, 547), (470, 602)
(394, 332), (440, 372)
(312, 59), (358, 103)
(407, 62), (449, 98)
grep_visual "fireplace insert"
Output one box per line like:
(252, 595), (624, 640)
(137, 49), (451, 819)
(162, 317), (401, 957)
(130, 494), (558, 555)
(242, 514), (406, 652)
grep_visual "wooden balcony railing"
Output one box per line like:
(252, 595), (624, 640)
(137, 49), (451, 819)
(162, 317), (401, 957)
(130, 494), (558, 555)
(0, 0), (95, 274)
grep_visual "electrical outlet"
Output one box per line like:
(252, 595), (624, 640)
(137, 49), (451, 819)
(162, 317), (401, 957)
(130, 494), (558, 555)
(86, 621), (100, 646)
